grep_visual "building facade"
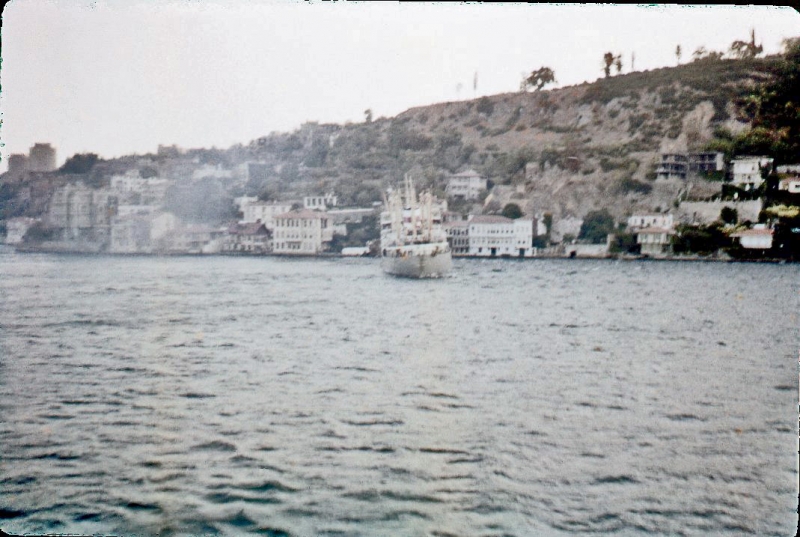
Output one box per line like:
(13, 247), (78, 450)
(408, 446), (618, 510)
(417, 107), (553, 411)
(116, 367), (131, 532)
(731, 156), (773, 190)
(656, 154), (688, 180)
(241, 201), (294, 229)
(446, 169), (487, 200)
(273, 209), (333, 254)
(444, 220), (470, 256)
(468, 215), (534, 257)
(627, 214), (674, 231)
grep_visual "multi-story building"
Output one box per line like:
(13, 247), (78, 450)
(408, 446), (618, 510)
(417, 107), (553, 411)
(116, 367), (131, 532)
(636, 227), (675, 256)
(468, 215), (534, 257)
(110, 171), (171, 205)
(303, 192), (338, 210)
(656, 154), (688, 180)
(241, 201), (294, 229)
(444, 220), (470, 256)
(446, 169), (487, 200)
(731, 156), (773, 191)
(222, 223), (271, 254)
(273, 209), (333, 255)
(688, 152), (725, 173)
(627, 214), (674, 231)
(28, 143), (57, 172)
(47, 183), (117, 243)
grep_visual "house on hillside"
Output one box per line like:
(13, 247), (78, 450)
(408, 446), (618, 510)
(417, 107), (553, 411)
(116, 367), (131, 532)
(304, 192), (338, 210)
(778, 177), (800, 194)
(627, 213), (674, 231)
(731, 156), (773, 191)
(240, 200), (294, 229)
(688, 152), (725, 174)
(656, 154), (688, 180)
(446, 169), (487, 201)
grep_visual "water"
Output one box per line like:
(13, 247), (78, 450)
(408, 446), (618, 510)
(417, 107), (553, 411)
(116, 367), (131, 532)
(1, 249), (797, 536)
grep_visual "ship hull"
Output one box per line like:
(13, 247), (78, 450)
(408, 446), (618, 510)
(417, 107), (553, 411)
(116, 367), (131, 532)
(381, 243), (452, 279)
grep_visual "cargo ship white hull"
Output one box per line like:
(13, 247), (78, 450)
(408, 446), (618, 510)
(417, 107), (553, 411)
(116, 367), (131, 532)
(380, 175), (452, 279)
(381, 242), (452, 279)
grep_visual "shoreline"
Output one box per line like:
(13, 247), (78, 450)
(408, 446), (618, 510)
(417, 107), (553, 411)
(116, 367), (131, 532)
(5, 245), (795, 264)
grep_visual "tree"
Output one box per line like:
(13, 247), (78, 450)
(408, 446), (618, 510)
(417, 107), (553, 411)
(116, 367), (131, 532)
(729, 29), (763, 60)
(736, 37), (800, 163)
(578, 209), (615, 243)
(364, 109), (373, 123)
(614, 55), (622, 74)
(675, 44), (682, 64)
(720, 206), (738, 225)
(501, 203), (523, 219)
(60, 153), (99, 174)
(523, 67), (556, 92)
(602, 52), (614, 77)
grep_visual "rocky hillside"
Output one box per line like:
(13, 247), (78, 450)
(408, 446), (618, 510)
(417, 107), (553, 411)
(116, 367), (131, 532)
(2, 56), (777, 227)
(233, 56), (776, 221)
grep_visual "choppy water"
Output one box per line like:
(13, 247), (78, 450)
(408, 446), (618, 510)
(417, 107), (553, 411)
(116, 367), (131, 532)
(0, 249), (797, 536)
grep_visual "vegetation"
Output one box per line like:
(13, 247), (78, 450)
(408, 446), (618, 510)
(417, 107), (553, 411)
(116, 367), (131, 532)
(501, 203), (523, 219)
(60, 153), (100, 174)
(522, 67), (556, 92)
(578, 209), (614, 243)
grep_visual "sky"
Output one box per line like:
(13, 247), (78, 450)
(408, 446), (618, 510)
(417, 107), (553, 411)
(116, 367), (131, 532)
(1, 1), (799, 171)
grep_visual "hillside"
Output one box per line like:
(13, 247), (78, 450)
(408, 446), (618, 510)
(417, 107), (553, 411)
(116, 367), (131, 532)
(1, 56), (779, 227)
(230, 56), (776, 221)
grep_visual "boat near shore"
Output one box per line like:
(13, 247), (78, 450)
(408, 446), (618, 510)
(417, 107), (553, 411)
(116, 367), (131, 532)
(380, 176), (451, 278)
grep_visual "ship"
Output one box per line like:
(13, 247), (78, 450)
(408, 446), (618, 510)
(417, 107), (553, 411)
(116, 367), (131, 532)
(380, 175), (452, 278)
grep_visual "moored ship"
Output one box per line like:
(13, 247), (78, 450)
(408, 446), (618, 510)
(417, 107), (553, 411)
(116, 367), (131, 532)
(380, 175), (452, 278)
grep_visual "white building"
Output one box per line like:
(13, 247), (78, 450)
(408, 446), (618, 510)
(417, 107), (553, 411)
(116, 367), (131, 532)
(303, 193), (338, 210)
(731, 156), (773, 191)
(776, 164), (800, 174)
(241, 201), (294, 229)
(192, 164), (233, 180)
(468, 215), (534, 257)
(731, 226), (773, 250)
(273, 209), (333, 255)
(778, 177), (800, 194)
(446, 169), (487, 200)
(110, 172), (171, 205)
(636, 227), (675, 256)
(627, 214), (674, 231)
(4, 217), (38, 244)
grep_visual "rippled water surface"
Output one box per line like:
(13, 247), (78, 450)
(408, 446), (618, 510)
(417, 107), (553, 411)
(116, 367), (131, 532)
(1, 250), (797, 536)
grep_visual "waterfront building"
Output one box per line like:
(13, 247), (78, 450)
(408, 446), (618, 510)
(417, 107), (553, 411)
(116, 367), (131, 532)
(468, 215), (534, 257)
(444, 220), (469, 256)
(635, 227), (675, 256)
(4, 217), (38, 244)
(273, 209), (333, 255)
(47, 183), (117, 243)
(222, 223), (271, 254)
(446, 169), (487, 200)
(731, 225), (774, 250)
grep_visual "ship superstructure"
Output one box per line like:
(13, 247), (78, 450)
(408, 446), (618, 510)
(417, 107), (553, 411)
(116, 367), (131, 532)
(380, 175), (452, 278)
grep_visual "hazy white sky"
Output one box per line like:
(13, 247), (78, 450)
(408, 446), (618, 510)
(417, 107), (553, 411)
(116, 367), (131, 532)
(2, 1), (799, 171)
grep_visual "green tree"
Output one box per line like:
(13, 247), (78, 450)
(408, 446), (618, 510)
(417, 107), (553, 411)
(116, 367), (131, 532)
(501, 203), (523, 219)
(720, 206), (738, 225)
(364, 109), (373, 123)
(602, 52), (614, 78)
(579, 209), (615, 243)
(60, 153), (99, 174)
(675, 44), (682, 65)
(523, 67), (556, 92)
